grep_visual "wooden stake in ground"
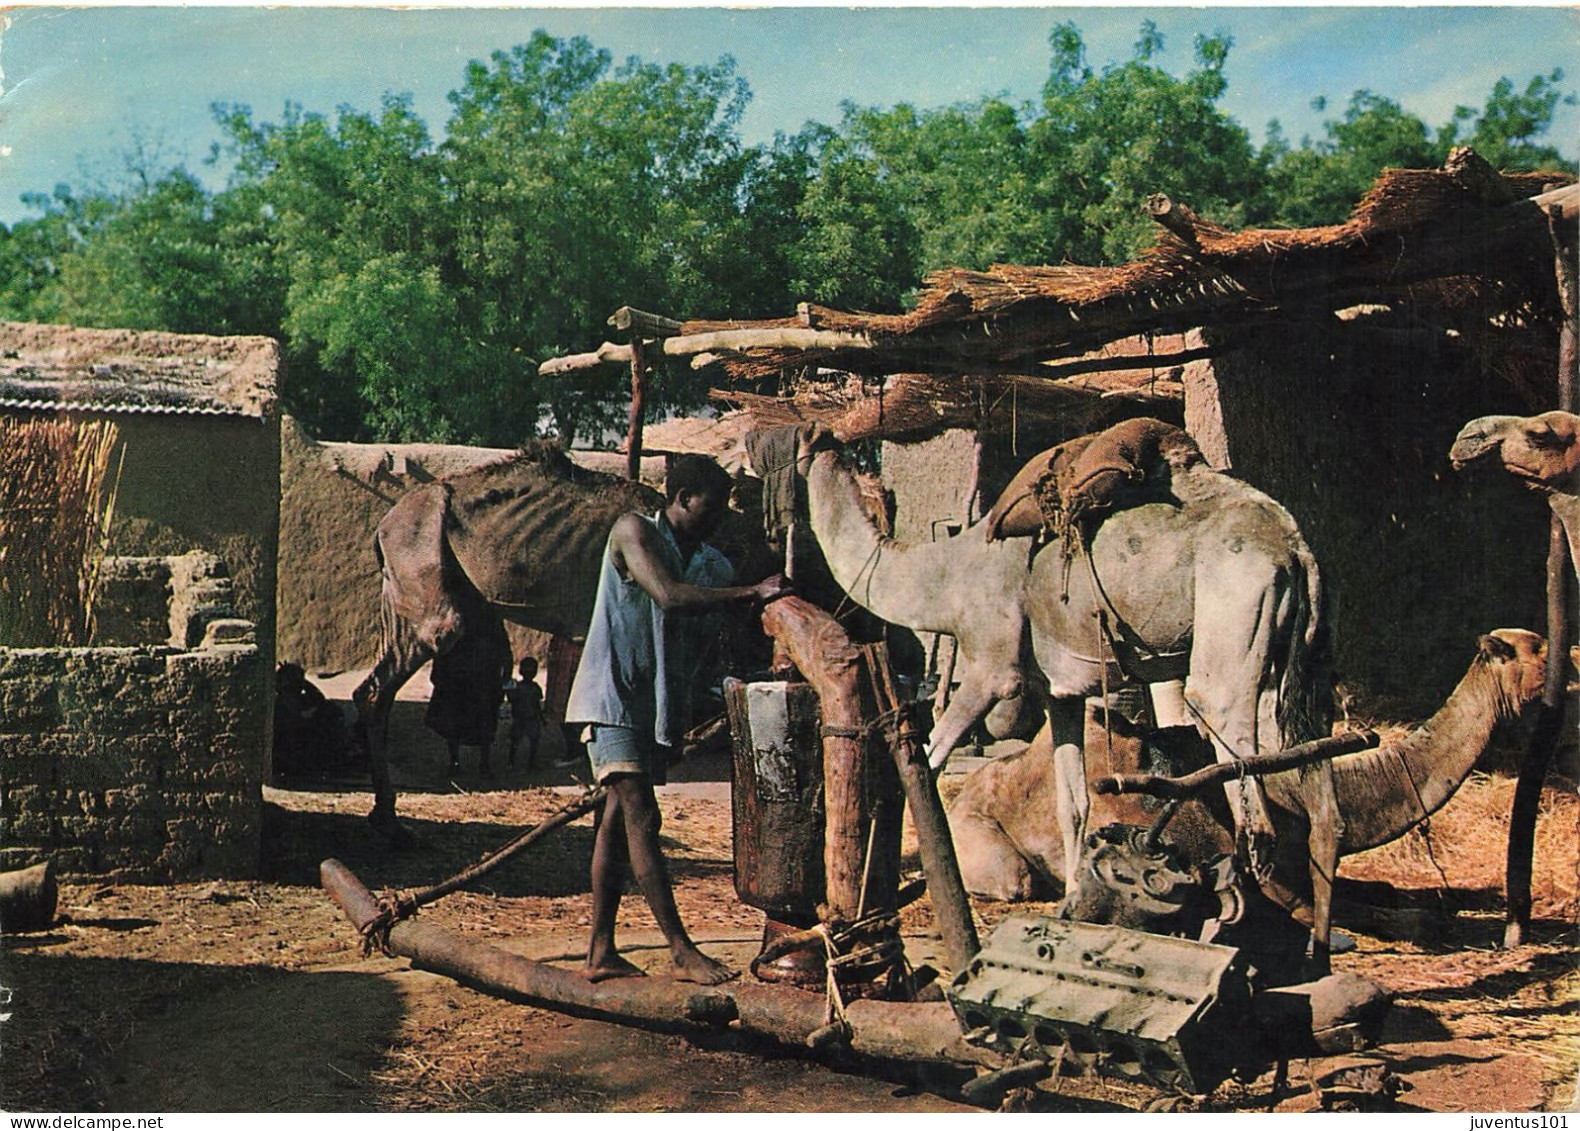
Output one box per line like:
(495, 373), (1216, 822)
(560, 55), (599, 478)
(760, 596), (979, 971)
(1505, 188), (1579, 948)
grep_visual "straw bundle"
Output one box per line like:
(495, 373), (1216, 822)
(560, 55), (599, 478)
(0, 417), (122, 646)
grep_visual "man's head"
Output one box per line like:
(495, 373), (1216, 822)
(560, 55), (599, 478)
(664, 454), (733, 541)
(519, 656), (538, 680)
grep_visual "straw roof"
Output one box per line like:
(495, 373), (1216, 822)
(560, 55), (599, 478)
(0, 322), (279, 419)
(678, 154), (1572, 383)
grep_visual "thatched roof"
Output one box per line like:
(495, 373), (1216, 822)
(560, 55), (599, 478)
(0, 322), (279, 419)
(638, 332), (1197, 456)
(676, 153), (1572, 382)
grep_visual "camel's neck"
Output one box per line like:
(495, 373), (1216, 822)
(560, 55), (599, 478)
(1334, 660), (1511, 853)
(804, 451), (1023, 634)
(1549, 492), (1580, 569)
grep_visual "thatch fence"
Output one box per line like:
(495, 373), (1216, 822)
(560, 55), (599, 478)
(0, 418), (122, 646)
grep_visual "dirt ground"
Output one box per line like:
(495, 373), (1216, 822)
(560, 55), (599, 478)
(3, 679), (1577, 1114)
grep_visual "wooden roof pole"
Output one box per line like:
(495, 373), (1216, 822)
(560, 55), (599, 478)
(625, 336), (649, 482)
(608, 309), (682, 482)
(1504, 188), (1578, 948)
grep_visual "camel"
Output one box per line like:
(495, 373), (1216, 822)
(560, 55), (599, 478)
(793, 424), (1347, 963)
(1449, 409), (1579, 945)
(356, 443), (663, 840)
(1450, 410), (1580, 578)
(950, 629), (1554, 908)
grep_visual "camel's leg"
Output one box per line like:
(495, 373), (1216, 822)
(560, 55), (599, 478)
(1185, 564), (1285, 873)
(952, 812), (1040, 902)
(1047, 696), (1088, 900)
(925, 657), (1017, 771)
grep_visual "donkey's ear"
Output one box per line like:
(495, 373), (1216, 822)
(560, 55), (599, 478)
(1478, 633), (1517, 662)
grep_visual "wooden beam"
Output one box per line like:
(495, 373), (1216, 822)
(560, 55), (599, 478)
(1037, 345), (1215, 380)
(609, 306), (684, 338)
(626, 337), (649, 481)
(1533, 182), (1580, 222)
(1146, 194), (1201, 246)
(538, 342), (633, 376)
(541, 327), (873, 377)
(664, 327), (871, 356)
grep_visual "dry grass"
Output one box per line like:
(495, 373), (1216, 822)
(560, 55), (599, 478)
(0, 417), (121, 646)
(1342, 766), (1578, 923)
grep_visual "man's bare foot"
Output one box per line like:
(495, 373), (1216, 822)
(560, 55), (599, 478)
(672, 947), (737, 985)
(584, 953), (647, 983)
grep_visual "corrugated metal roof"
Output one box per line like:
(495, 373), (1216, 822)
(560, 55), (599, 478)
(0, 322), (280, 419)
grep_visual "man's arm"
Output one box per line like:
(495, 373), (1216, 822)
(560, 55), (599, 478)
(612, 513), (785, 611)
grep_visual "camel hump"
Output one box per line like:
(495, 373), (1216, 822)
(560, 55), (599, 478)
(985, 418), (1203, 542)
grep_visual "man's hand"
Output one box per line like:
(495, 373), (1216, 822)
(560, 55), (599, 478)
(752, 574), (791, 603)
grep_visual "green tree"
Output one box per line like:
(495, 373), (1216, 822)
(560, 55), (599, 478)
(1443, 69), (1575, 172)
(1030, 20), (1265, 263)
(1263, 71), (1574, 227)
(0, 189), (88, 323)
(444, 32), (773, 442)
(786, 119), (921, 311)
(213, 95), (509, 441)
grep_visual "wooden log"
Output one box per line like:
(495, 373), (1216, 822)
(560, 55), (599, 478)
(321, 857), (1392, 1104)
(759, 596), (878, 920)
(1249, 973), (1393, 1058)
(663, 327), (871, 356)
(1146, 193), (1202, 246)
(541, 327), (872, 377)
(609, 306), (683, 338)
(760, 599), (977, 968)
(320, 858), (992, 1071)
(1533, 182), (1580, 222)
(538, 341), (634, 375)
(0, 861), (57, 933)
(1094, 731), (1379, 800)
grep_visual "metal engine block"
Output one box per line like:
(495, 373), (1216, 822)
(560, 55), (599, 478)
(945, 914), (1254, 1093)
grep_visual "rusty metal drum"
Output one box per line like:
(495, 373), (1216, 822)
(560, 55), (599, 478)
(724, 677), (825, 919)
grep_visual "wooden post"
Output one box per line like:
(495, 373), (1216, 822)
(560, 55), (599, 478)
(760, 598), (975, 968)
(1505, 190), (1578, 948)
(321, 857), (992, 1078)
(625, 336), (648, 482)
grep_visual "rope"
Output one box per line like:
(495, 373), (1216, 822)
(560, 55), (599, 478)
(1389, 743), (1453, 890)
(358, 785), (607, 953)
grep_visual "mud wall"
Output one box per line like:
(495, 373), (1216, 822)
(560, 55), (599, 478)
(101, 411), (281, 671)
(0, 555), (266, 879)
(1189, 320), (1552, 712)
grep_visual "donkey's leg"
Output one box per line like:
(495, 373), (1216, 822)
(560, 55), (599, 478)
(356, 617), (437, 845)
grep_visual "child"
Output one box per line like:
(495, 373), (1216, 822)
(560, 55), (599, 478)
(504, 656), (545, 769)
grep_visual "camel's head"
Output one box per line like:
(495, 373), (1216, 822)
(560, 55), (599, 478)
(1476, 628), (1552, 715)
(794, 422), (840, 476)
(1451, 412), (1580, 492)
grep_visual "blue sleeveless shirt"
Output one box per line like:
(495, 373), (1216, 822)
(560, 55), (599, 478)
(564, 511), (733, 747)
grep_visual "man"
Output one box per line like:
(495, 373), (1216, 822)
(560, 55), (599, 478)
(566, 455), (787, 984)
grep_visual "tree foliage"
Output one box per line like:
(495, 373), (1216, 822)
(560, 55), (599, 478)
(0, 23), (1572, 443)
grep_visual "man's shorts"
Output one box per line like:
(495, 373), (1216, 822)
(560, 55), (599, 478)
(585, 724), (669, 786)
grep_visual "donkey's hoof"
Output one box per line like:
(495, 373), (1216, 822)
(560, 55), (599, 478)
(368, 806), (420, 850)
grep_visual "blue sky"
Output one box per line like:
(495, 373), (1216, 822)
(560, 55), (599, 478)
(0, 5), (1575, 226)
